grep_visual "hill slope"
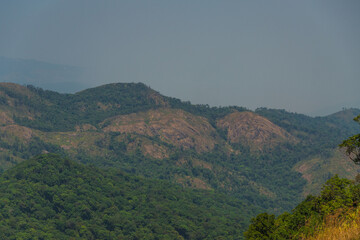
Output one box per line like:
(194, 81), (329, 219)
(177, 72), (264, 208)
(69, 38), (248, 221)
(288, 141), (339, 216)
(0, 82), (359, 217)
(0, 154), (252, 239)
(217, 111), (297, 150)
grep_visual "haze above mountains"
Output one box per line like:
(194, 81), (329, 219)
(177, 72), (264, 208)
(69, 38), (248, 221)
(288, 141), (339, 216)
(1, 1), (360, 116)
(0, 55), (359, 117)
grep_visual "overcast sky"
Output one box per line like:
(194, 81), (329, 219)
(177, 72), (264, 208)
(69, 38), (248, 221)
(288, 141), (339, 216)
(0, 1), (359, 116)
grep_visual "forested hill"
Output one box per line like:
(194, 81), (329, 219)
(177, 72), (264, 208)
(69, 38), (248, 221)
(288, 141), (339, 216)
(0, 154), (250, 239)
(0, 82), (246, 131)
(0, 82), (359, 236)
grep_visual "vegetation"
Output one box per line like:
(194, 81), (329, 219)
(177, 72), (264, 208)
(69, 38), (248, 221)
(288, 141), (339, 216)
(245, 114), (360, 239)
(340, 115), (360, 164)
(244, 175), (360, 239)
(4, 83), (244, 132)
(0, 154), (252, 239)
(1, 82), (247, 131)
(255, 108), (360, 150)
(307, 207), (360, 240)
(1, 82), (360, 238)
(168, 97), (247, 127)
(15, 83), (165, 131)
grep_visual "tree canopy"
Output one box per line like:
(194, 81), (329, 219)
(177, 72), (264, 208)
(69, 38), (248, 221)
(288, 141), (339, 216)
(0, 154), (251, 239)
(340, 115), (360, 163)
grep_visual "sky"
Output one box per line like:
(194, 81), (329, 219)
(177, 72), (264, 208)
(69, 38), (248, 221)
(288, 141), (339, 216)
(0, 0), (359, 116)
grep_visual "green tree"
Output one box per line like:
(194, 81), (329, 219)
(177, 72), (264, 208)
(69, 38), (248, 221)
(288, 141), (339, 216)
(340, 115), (360, 163)
(244, 213), (275, 240)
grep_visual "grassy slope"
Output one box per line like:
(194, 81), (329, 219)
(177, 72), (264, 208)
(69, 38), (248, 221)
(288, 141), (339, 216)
(294, 149), (360, 196)
(307, 207), (360, 240)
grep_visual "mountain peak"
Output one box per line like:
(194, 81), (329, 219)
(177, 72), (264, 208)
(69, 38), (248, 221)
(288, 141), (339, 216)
(327, 108), (360, 122)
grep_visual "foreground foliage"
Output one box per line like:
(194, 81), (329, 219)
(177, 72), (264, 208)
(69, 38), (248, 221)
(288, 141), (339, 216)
(307, 207), (360, 240)
(340, 115), (360, 163)
(244, 175), (360, 239)
(0, 154), (252, 240)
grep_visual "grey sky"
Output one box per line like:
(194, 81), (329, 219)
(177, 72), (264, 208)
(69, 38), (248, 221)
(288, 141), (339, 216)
(0, 1), (359, 116)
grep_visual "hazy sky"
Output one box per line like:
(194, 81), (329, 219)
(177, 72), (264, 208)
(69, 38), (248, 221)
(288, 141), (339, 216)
(1, 1), (359, 116)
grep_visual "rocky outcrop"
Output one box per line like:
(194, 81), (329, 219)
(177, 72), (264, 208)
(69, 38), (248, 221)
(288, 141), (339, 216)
(217, 111), (296, 150)
(101, 108), (217, 152)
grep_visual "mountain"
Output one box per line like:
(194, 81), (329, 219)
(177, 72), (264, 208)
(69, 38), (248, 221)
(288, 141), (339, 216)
(0, 82), (359, 224)
(0, 154), (251, 239)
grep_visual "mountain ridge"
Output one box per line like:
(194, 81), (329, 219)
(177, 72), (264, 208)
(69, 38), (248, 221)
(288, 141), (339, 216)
(0, 82), (359, 217)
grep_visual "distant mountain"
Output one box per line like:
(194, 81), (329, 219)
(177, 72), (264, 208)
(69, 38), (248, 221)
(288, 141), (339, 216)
(0, 56), (86, 93)
(0, 154), (250, 239)
(0, 82), (359, 230)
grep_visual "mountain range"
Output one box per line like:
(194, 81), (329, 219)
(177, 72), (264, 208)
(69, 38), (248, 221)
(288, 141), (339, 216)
(0, 81), (359, 238)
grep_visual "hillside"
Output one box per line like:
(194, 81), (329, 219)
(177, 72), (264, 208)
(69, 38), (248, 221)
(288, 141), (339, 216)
(217, 111), (297, 151)
(0, 154), (251, 239)
(101, 108), (217, 153)
(244, 175), (360, 240)
(294, 148), (360, 196)
(0, 82), (359, 219)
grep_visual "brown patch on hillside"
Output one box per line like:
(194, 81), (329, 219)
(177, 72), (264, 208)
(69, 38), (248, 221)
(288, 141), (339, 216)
(101, 108), (217, 152)
(114, 133), (170, 159)
(0, 125), (34, 142)
(217, 111), (296, 150)
(0, 83), (34, 99)
(0, 112), (14, 125)
(0, 84), (39, 120)
(94, 102), (122, 111)
(60, 145), (71, 150)
(176, 158), (213, 170)
(176, 175), (212, 190)
(142, 143), (169, 159)
(176, 158), (188, 167)
(295, 161), (316, 183)
(75, 124), (97, 132)
(97, 102), (110, 111)
(249, 180), (277, 198)
(42, 131), (108, 158)
(192, 159), (213, 170)
(294, 149), (360, 196)
(224, 143), (241, 155)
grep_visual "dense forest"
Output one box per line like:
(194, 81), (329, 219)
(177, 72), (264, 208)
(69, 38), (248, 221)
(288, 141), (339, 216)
(0, 154), (252, 239)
